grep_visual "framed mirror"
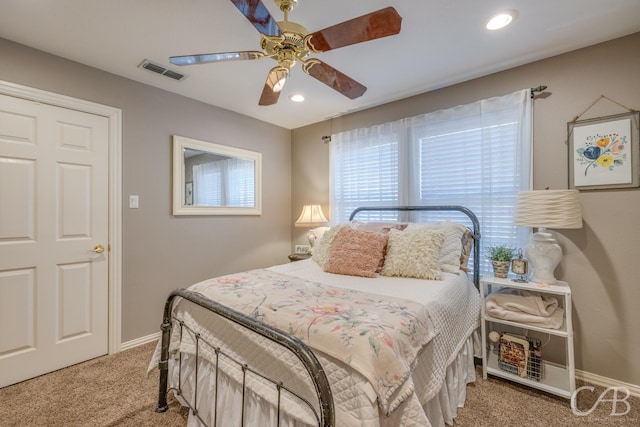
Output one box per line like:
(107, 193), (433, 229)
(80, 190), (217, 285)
(172, 135), (262, 215)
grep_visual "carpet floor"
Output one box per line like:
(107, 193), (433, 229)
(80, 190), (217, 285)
(0, 341), (637, 426)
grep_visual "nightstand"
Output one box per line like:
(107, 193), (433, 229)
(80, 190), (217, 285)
(288, 253), (311, 262)
(480, 275), (575, 398)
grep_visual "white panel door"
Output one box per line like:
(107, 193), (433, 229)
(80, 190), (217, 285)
(0, 94), (109, 387)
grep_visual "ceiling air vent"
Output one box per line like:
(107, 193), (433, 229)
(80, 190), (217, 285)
(138, 59), (186, 81)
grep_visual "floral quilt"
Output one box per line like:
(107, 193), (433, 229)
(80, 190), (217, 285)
(189, 268), (439, 411)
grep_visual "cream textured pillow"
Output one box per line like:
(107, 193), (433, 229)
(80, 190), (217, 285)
(323, 228), (388, 278)
(381, 228), (445, 280)
(406, 221), (467, 274)
(312, 224), (348, 268)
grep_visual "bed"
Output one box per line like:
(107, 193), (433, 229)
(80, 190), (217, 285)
(151, 206), (482, 427)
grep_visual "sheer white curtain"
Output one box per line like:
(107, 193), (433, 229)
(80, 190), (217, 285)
(193, 161), (222, 206)
(330, 121), (404, 222)
(330, 89), (532, 271)
(193, 158), (255, 207)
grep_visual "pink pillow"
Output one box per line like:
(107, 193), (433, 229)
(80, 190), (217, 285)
(323, 227), (388, 278)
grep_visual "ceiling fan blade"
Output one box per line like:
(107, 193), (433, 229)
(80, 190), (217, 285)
(306, 7), (401, 53)
(230, 0), (281, 37)
(302, 60), (366, 100)
(170, 51), (264, 66)
(259, 66), (289, 106)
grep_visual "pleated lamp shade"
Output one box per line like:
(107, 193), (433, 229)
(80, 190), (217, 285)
(515, 190), (583, 229)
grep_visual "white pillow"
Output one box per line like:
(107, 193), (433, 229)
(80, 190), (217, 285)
(381, 228), (445, 280)
(405, 221), (467, 274)
(312, 224), (349, 268)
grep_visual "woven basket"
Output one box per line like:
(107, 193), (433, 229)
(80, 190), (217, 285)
(492, 261), (510, 278)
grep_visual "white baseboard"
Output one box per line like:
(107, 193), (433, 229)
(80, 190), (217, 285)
(576, 369), (640, 398)
(120, 332), (160, 351)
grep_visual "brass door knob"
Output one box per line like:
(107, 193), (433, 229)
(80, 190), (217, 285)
(92, 244), (105, 254)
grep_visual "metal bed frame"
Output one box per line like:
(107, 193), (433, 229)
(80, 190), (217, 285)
(155, 205), (480, 426)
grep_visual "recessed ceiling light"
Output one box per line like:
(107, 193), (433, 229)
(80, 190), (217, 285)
(486, 10), (518, 30)
(289, 94), (305, 102)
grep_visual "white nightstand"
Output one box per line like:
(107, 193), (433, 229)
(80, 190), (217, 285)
(480, 275), (576, 398)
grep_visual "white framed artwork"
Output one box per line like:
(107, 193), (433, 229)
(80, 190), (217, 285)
(568, 111), (639, 190)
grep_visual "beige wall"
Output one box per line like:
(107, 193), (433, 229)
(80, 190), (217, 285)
(2, 30), (638, 386)
(0, 38), (292, 342)
(291, 33), (640, 386)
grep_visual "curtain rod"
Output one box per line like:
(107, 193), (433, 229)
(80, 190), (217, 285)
(531, 85), (548, 98)
(322, 86), (549, 141)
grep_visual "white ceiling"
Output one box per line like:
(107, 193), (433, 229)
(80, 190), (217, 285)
(2, 0), (640, 129)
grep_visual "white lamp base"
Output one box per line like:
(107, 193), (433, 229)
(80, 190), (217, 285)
(526, 231), (562, 284)
(307, 226), (330, 254)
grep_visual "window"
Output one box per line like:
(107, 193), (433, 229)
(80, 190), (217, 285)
(330, 89), (532, 274)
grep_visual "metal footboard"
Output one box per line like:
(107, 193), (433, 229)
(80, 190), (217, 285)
(156, 289), (335, 426)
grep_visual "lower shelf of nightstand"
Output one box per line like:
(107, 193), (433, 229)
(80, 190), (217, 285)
(485, 350), (574, 398)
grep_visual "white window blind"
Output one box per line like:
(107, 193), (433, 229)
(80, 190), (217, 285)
(330, 89), (532, 274)
(193, 158), (255, 207)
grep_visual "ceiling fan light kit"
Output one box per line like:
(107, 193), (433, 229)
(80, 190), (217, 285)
(170, 0), (402, 106)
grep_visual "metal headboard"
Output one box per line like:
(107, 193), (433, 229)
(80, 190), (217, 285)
(349, 205), (481, 289)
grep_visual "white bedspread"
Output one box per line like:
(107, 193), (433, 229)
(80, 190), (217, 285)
(150, 259), (480, 426)
(270, 260), (480, 406)
(187, 268), (438, 413)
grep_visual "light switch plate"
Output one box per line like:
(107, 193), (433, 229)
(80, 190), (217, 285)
(129, 195), (139, 209)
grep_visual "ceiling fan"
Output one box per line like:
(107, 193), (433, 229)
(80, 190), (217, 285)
(169, 0), (402, 106)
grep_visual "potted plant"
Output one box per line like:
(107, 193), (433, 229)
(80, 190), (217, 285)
(487, 245), (516, 278)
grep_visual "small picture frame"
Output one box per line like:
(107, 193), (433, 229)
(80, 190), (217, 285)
(568, 111), (640, 190)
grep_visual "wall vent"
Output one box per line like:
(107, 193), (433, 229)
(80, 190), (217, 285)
(138, 59), (186, 81)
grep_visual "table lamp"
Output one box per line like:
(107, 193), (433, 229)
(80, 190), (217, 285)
(514, 190), (582, 284)
(295, 204), (329, 251)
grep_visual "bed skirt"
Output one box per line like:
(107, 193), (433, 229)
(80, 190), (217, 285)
(165, 330), (480, 427)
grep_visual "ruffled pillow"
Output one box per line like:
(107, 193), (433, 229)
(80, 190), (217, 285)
(406, 221), (467, 274)
(381, 228), (445, 280)
(323, 228), (388, 278)
(312, 224), (348, 268)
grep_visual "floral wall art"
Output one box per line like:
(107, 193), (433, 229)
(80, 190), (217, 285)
(568, 111), (639, 190)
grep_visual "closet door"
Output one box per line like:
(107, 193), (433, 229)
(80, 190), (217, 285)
(0, 94), (109, 387)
